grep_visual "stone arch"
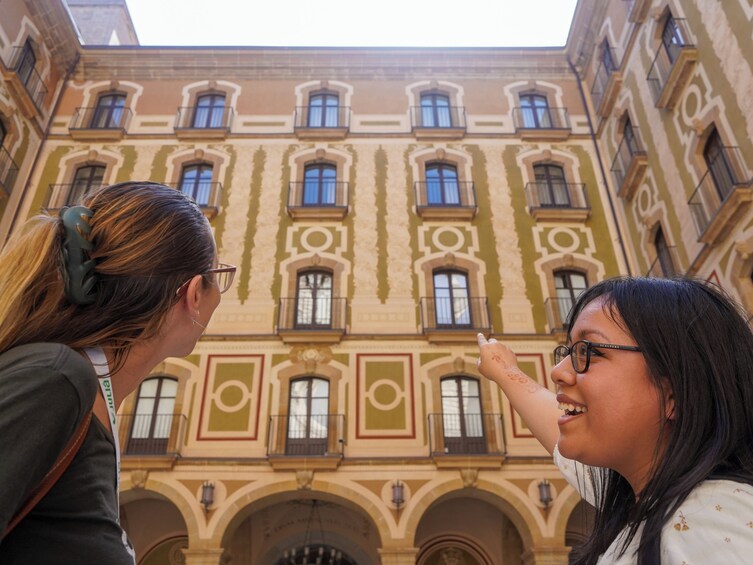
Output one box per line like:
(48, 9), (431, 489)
(179, 79), (242, 110)
(503, 79), (566, 115)
(415, 248), (486, 301)
(405, 80), (465, 109)
(79, 80), (144, 114)
(294, 79), (354, 109)
(165, 146), (230, 187)
(533, 254), (602, 329)
(288, 145), (353, 185)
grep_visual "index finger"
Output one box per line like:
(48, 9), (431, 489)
(477, 333), (487, 345)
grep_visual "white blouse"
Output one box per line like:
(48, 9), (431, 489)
(553, 446), (753, 563)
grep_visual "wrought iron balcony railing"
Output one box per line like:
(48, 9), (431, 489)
(69, 106), (133, 131)
(646, 19), (697, 107)
(414, 181), (476, 210)
(420, 297), (491, 333)
(590, 47), (620, 115)
(294, 106), (351, 129)
(524, 181), (589, 211)
(428, 413), (506, 456)
(512, 106), (571, 131)
(410, 106), (467, 130)
(267, 414), (345, 457)
(45, 183), (103, 210)
(287, 181), (349, 209)
(175, 105), (234, 130)
(119, 413), (186, 456)
(277, 297), (347, 333)
(0, 146), (20, 197)
(7, 46), (48, 110)
(166, 181), (223, 210)
(610, 131), (648, 198)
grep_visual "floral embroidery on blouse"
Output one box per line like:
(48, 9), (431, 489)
(715, 504), (723, 511)
(673, 512), (689, 532)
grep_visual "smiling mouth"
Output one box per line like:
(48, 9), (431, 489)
(558, 402), (588, 416)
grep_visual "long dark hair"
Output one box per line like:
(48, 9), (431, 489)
(567, 277), (753, 564)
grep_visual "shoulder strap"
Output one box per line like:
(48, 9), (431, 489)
(3, 410), (93, 537)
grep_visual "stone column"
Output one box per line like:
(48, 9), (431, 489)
(378, 546), (420, 565)
(522, 545), (572, 565)
(181, 547), (226, 565)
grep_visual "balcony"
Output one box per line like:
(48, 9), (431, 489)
(167, 181), (223, 220)
(414, 181), (477, 220)
(287, 181), (349, 220)
(545, 297), (574, 336)
(624, 0), (650, 23)
(512, 107), (571, 140)
(428, 413), (505, 468)
(524, 182), (590, 221)
(646, 20), (697, 110)
(119, 413), (186, 470)
(0, 146), (20, 198)
(410, 106), (467, 139)
(294, 106), (350, 139)
(420, 297), (491, 342)
(45, 183), (103, 211)
(646, 246), (680, 277)
(590, 48), (622, 118)
(1, 46), (48, 118)
(69, 106), (133, 141)
(174, 106), (234, 139)
(688, 146), (753, 245)
(610, 134), (648, 200)
(267, 414), (345, 470)
(277, 297), (347, 343)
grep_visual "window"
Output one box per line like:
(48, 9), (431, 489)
(308, 92), (339, 128)
(519, 94), (552, 128)
(296, 270), (333, 328)
(0, 121), (6, 148)
(303, 163), (337, 205)
(91, 92), (126, 129)
(420, 92), (452, 128)
(287, 377), (329, 455)
(554, 271), (587, 327)
(425, 163), (460, 205)
(662, 14), (686, 64)
(654, 227), (676, 277)
(127, 377), (177, 454)
(601, 39), (617, 74)
(533, 164), (569, 206)
(179, 163), (213, 205)
(441, 377), (485, 454)
(192, 93), (225, 128)
(434, 270), (471, 327)
(704, 129), (735, 200)
(69, 164), (104, 205)
(16, 40), (36, 86)
(623, 117), (640, 156)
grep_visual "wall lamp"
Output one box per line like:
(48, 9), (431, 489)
(391, 480), (405, 512)
(200, 481), (215, 512)
(538, 479), (552, 509)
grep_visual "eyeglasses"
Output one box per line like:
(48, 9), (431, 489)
(553, 340), (642, 373)
(203, 263), (236, 294)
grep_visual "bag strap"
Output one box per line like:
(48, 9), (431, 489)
(3, 409), (93, 537)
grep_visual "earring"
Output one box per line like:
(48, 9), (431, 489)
(192, 310), (207, 330)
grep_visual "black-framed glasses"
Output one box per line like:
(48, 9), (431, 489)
(203, 263), (236, 294)
(553, 340), (642, 373)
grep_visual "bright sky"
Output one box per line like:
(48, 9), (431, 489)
(125, 0), (578, 48)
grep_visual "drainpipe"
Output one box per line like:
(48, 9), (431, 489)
(5, 52), (80, 243)
(567, 56), (633, 276)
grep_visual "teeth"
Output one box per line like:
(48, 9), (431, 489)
(558, 402), (588, 414)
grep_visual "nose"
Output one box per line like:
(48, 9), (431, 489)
(551, 354), (577, 386)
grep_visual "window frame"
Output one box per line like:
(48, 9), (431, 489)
(192, 93), (226, 128)
(295, 270), (334, 329)
(91, 92), (127, 129)
(179, 162), (214, 205)
(425, 162), (460, 206)
(303, 162), (338, 206)
(519, 93), (552, 129)
(286, 377), (330, 455)
(68, 164), (105, 205)
(533, 163), (570, 207)
(433, 269), (472, 328)
(440, 376), (486, 454)
(307, 91), (340, 128)
(420, 91), (453, 128)
(127, 376), (178, 454)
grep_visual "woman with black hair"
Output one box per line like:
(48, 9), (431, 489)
(477, 277), (753, 564)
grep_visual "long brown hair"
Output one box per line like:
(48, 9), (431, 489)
(0, 182), (215, 368)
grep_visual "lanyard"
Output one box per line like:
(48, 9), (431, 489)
(84, 347), (121, 518)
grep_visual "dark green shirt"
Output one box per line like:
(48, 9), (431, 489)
(0, 343), (135, 564)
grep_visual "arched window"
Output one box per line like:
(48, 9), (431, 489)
(308, 91), (339, 127)
(533, 163), (569, 206)
(287, 377), (330, 455)
(179, 163), (213, 205)
(441, 376), (485, 454)
(425, 162), (460, 205)
(554, 270), (587, 327)
(296, 270), (333, 328)
(91, 92), (127, 129)
(433, 270), (471, 327)
(704, 128), (735, 200)
(192, 93), (226, 128)
(420, 91), (452, 128)
(127, 377), (178, 454)
(69, 164), (105, 205)
(520, 93), (552, 128)
(654, 227), (675, 277)
(303, 163), (337, 205)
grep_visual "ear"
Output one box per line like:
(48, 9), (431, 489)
(660, 377), (675, 421)
(179, 274), (205, 315)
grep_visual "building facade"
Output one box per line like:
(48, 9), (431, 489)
(1, 0), (751, 563)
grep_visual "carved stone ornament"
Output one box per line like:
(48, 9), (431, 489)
(735, 239), (753, 261)
(296, 470), (314, 490)
(290, 345), (332, 370)
(562, 253), (575, 269)
(453, 356), (465, 373)
(208, 80), (217, 90)
(310, 253), (321, 266)
(109, 80), (119, 90)
(131, 469), (149, 489)
(435, 148), (446, 161)
(87, 150), (99, 162)
(460, 468), (478, 488)
(315, 148), (326, 160)
(443, 252), (456, 267)
(541, 149), (552, 161)
(194, 148), (205, 160)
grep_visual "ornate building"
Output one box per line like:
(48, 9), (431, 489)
(1, 0), (750, 563)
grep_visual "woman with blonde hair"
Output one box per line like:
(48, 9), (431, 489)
(0, 181), (236, 563)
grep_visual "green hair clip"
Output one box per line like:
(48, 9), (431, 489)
(60, 206), (98, 305)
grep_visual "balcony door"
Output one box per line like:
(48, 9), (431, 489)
(287, 377), (329, 455)
(128, 377), (177, 454)
(554, 270), (587, 327)
(704, 129), (735, 201)
(295, 270), (333, 328)
(91, 92), (126, 128)
(69, 164), (105, 205)
(434, 270), (471, 328)
(662, 14), (685, 64)
(193, 93), (225, 128)
(16, 40), (36, 86)
(303, 163), (337, 205)
(654, 228), (675, 277)
(420, 92), (452, 128)
(308, 92), (339, 128)
(180, 163), (213, 205)
(533, 163), (569, 206)
(426, 163), (460, 205)
(520, 93), (552, 128)
(441, 377), (485, 454)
